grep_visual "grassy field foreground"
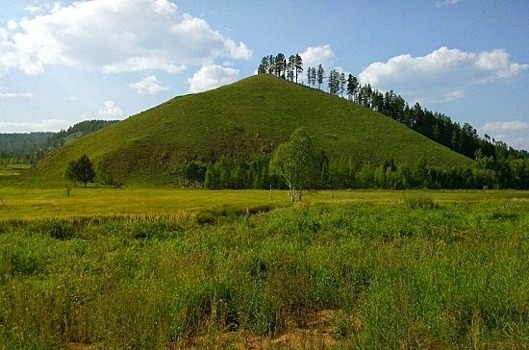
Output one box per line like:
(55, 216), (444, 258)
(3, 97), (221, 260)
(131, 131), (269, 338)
(1, 189), (529, 348)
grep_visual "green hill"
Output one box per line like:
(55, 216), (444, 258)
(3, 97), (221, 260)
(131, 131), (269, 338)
(26, 74), (472, 186)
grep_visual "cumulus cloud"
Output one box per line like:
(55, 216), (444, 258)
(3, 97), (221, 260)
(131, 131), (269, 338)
(0, 119), (71, 133)
(359, 47), (529, 104)
(300, 44), (335, 70)
(99, 100), (123, 117)
(227, 40), (253, 61)
(0, 0), (252, 76)
(129, 76), (168, 94)
(480, 121), (529, 151)
(188, 64), (239, 93)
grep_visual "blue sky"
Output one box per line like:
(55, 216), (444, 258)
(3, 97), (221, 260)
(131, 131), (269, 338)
(1, 0), (528, 150)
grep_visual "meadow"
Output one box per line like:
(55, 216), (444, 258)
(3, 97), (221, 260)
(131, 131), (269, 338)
(1, 188), (529, 349)
(0, 164), (30, 178)
(1, 186), (526, 221)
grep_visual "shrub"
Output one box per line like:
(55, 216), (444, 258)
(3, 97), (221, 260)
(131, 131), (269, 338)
(30, 220), (76, 240)
(403, 194), (438, 209)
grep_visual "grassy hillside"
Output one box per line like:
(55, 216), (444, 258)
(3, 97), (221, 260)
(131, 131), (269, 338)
(27, 74), (472, 186)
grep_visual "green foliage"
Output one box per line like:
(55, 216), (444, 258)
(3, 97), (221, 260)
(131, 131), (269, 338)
(170, 152), (508, 191)
(95, 159), (118, 187)
(259, 52), (303, 83)
(173, 160), (207, 188)
(65, 154), (95, 187)
(325, 159), (505, 190)
(0, 132), (53, 165)
(30, 220), (77, 240)
(270, 127), (325, 201)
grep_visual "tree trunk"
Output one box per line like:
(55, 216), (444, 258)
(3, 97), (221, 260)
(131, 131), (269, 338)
(288, 186), (295, 202)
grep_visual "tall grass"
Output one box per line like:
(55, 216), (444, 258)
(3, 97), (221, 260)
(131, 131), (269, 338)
(1, 199), (529, 348)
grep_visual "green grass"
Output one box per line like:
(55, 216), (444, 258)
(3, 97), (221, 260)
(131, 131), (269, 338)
(24, 75), (472, 186)
(1, 188), (529, 348)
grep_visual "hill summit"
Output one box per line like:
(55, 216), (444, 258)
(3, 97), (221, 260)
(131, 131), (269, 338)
(28, 74), (471, 185)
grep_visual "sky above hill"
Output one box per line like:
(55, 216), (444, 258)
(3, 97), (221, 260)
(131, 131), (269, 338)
(1, 0), (528, 151)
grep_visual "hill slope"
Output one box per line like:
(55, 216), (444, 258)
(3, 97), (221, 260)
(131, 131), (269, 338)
(27, 74), (472, 186)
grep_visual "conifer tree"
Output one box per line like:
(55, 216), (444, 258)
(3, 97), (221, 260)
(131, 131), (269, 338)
(65, 154), (95, 187)
(316, 64), (325, 90)
(274, 53), (286, 78)
(294, 54), (303, 83)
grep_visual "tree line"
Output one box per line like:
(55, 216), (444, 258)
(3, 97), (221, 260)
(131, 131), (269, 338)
(0, 120), (119, 166)
(172, 153), (528, 191)
(0, 132), (53, 166)
(258, 53), (304, 83)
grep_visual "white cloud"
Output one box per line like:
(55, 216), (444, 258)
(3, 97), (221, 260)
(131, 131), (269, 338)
(99, 100), (123, 117)
(102, 58), (186, 75)
(480, 121), (529, 151)
(435, 0), (462, 8)
(0, 119), (71, 133)
(188, 64), (239, 93)
(0, 91), (33, 98)
(0, 0), (252, 76)
(359, 47), (529, 104)
(129, 76), (169, 94)
(25, 4), (43, 15)
(441, 89), (464, 102)
(300, 44), (335, 70)
(7, 21), (18, 31)
(481, 121), (529, 132)
(227, 40), (252, 61)
(475, 50), (527, 79)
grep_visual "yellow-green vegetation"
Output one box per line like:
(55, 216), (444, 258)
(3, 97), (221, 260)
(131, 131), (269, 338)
(0, 187), (287, 221)
(0, 164), (30, 177)
(1, 188), (529, 349)
(1, 187), (527, 221)
(25, 74), (472, 186)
